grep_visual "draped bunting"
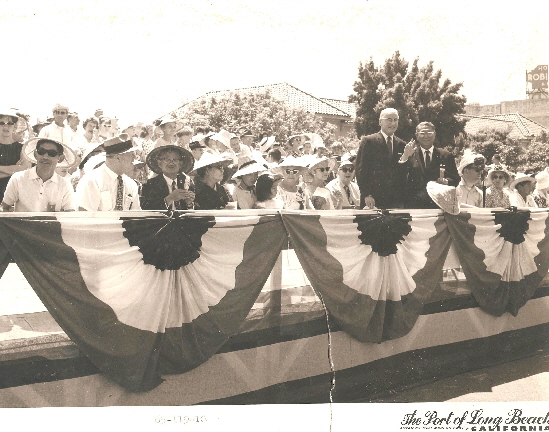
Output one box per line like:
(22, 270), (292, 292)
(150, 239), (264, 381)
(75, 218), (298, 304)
(445, 209), (549, 316)
(282, 210), (451, 342)
(1, 209), (549, 391)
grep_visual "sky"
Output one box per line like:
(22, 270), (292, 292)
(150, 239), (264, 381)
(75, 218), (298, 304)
(1, 0), (547, 126)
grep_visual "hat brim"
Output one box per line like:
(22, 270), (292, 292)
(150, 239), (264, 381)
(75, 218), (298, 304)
(23, 137), (77, 167)
(146, 145), (195, 175)
(189, 154), (233, 176)
(232, 163), (268, 179)
(427, 181), (460, 215)
(510, 176), (536, 191)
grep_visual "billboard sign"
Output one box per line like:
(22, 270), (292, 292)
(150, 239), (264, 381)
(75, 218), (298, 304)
(527, 65), (548, 90)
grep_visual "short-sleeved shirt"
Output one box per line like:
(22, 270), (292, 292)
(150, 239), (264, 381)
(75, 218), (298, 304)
(2, 167), (76, 211)
(39, 122), (74, 146)
(76, 163), (141, 211)
(456, 181), (482, 207)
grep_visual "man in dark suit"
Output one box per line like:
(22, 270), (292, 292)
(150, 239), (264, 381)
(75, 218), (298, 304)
(141, 145), (195, 210)
(399, 122), (460, 209)
(355, 108), (407, 209)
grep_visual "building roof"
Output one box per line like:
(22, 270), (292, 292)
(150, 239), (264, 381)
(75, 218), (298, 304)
(173, 82), (351, 119)
(320, 98), (357, 119)
(461, 113), (548, 141)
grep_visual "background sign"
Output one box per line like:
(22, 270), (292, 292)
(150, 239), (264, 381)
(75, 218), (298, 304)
(527, 65), (548, 89)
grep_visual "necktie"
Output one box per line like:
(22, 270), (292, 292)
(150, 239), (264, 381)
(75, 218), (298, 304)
(425, 150), (431, 167)
(115, 176), (124, 210)
(171, 180), (180, 210)
(344, 185), (351, 203)
(386, 136), (392, 154)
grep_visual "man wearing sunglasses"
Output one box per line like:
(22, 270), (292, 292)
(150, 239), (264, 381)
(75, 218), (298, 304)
(38, 103), (74, 146)
(399, 122), (459, 209)
(326, 157), (361, 208)
(1, 138), (76, 212)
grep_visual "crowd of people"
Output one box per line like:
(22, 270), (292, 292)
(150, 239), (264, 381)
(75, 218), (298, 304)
(0, 103), (548, 214)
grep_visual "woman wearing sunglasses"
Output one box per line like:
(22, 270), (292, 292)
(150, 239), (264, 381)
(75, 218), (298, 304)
(0, 109), (30, 203)
(304, 156), (342, 210)
(273, 156), (311, 210)
(190, 152), (233, 210)
(484, 165), (511, 208)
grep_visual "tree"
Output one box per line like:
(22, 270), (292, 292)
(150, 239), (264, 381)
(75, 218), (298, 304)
(350, 51), (467, 147)
(172, 90), (337, 145)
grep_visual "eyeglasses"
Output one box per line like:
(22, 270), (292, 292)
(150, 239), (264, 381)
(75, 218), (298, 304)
(159, 158), (182, 164)
(36, 148), (61, 157)
(54, 110), (67, 115)
(340, 167), (354, 173)
(492, 175), (505, 180)
(285, 169), (300, 175)
(0, 121), (15, 126)
(316, 167), (330, 172)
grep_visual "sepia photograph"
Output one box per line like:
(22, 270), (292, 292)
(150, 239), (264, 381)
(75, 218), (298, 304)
(0, 0), (548, 430)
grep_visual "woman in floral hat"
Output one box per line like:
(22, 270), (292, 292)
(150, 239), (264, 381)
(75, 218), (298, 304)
(484, 165), (511, 208)
(273, 156), (311, 210)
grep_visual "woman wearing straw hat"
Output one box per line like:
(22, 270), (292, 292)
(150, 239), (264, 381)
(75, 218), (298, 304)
(484, 165), (511, 208)
(230, 160), (268, 209)
(304, 156), (342, 210)
(153, 118), (183, 148)
(0, 108), (31, 203)
(272, 156), (311, 210)
(533, 171), (549, 208)
(190, 152), (234, 210)
(509, 173), (537, 208)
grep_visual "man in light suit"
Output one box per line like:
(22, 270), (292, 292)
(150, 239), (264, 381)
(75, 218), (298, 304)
(399, 122), (459, 209)
(326, 157), (361, 208)
(355, 108), (407, 209)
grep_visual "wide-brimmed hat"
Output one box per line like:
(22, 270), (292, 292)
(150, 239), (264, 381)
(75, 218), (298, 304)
(210, 129), (235, 148)
(259, 136), (276, 153)
(155, 117), (183, 130)
(146, 145), (194, 175)
(535, 171), (549, 191)
(0, 108), (20, 123)
(80, 142), (105, 165)
(189, 152), (233, 176)
(83, 153), (106, 173)
(231, 160), (269, 179)
(486, 165), (511, 186)
(307, 156), (336, 172)
(457, 153), (486, 176)
(426, 181), (460, 215)
(302, 133), (325, 150)
(510, 173), (536, 191)
(23, 137), (77, 166)
(271, 155), (309, 176)
(103, 133), (138, 155)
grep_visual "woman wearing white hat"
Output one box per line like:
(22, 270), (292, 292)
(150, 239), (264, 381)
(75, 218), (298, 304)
(484, 165), (511, 208)
(509, 173), (537, 208)
(191, 152), (234, 210)
(273, 156), (311, 210)
(230, 160), (268, 209)
(304, 156), (342, 210)
(533, 171), (549, 208)
(154, 118), (183, 148)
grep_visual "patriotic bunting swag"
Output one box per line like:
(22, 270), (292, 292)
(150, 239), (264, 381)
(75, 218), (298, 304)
(1, 209), (549, 391)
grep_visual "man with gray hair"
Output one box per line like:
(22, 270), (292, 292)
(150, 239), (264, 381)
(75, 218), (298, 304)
(355, 108), (407, 209)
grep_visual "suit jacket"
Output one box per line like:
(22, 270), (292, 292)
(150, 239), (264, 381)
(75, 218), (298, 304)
(140, 174), (193, 210)
(355, 131), (407, 208)
(403, 146), (459, 209)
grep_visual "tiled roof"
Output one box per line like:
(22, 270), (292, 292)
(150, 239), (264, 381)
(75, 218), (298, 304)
(176, 83), (351, 118)
(460, 114), (548, 140)
(320, 98), (357, 119)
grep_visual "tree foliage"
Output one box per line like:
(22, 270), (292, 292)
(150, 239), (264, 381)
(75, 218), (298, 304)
(349, 51), (467, 147)
(468, 128), (549, 173)
(173, 90), (337, 144)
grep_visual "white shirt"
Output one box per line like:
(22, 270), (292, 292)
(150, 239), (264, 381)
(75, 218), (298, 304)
(380, 130), (394, 153)
(456, 180), (483, 207)
(326, 178), (360, 207)
(3, 167), (75, 212)
(39, 122), (74, 146)
(509, 190), (538, 208)
(76, 164), (141, 211)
